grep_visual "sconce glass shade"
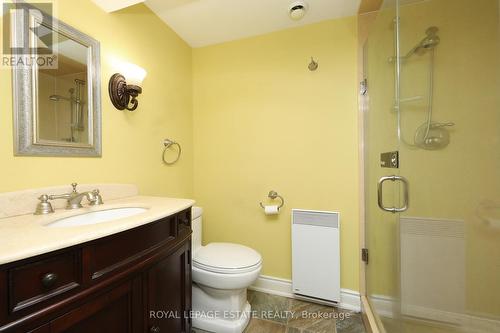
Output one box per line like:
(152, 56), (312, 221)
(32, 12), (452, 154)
(121, 62), (147, 86)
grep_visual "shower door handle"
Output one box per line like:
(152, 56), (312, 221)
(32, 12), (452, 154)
(377, 175), (409, 213)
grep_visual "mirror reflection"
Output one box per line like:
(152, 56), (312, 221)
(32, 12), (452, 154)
(37, 31), (90, 144)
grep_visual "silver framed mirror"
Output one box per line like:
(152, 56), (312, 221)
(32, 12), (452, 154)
(11, 3), (101, 156)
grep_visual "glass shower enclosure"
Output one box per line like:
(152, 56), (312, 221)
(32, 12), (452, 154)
(362, 0), (500, 332)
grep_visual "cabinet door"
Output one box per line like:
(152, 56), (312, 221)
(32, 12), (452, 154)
(50, 279), (141, 333)
(147, 241), (191, 333)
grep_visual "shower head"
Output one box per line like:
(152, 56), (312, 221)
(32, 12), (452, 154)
(419, 35), (440, 49)
(392, 26), (440, 61)
(49, 94), (71, 102)
(426, 26), (439, 37)
(414, 27), (440, 54)
(388, 26), (440, 63)
(411, 26), (440, 56)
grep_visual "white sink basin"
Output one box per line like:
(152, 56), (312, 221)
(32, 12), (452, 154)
(46, 207), (148, 227)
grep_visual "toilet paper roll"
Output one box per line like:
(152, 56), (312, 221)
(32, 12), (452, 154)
(264, 205), (279, 215)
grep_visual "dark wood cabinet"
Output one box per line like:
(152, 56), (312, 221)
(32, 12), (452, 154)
(27, 325), (50, 333)
(50, 280), (138, 333)
(0, 208), (192, 333)
(146, 243), (191, 333)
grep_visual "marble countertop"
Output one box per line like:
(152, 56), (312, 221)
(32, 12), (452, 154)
(0, 195), (195, 265)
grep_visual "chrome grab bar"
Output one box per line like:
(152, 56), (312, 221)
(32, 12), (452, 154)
(377, 175), (409, 213)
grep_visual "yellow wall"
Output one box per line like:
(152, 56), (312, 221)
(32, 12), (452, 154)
(192, 18), (360, 291)
(0, 1), (193, 198)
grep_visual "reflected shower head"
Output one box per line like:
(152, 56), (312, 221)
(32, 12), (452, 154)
(49, 94), (70, 102)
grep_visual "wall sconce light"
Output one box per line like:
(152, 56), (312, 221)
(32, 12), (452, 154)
(108, 62), (147, 111)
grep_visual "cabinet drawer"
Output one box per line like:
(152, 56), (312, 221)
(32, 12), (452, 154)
(8, 250), (81, 314)
(177, 208), (191, 236)
(84, 215), (176, 282)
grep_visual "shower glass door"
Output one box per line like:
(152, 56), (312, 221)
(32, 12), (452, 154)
(364, 0), (500, 332)
(363, 0), (403, 331)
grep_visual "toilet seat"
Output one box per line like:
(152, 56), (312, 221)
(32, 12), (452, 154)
(193, 260), (262, 274)
(193, 242), (262, 274)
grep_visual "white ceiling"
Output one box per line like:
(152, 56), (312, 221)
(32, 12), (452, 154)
(144, 0), (361, 47)
(91, 0), (144, 13)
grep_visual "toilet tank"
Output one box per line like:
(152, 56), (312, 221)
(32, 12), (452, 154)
(191, 206), (203, 254)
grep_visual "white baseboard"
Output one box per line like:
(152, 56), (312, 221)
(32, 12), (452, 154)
(369, 295), (396, 319)
(402, 303), (462, 325)
(369, 294), (500, 333)
(249, 275), (361, 312)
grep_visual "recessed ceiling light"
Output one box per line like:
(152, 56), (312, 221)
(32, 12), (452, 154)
(288, 1), (308, 21)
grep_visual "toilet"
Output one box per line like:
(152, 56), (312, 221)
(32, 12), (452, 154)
(191, 207), (262, 333)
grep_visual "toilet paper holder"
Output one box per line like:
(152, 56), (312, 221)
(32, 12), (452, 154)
(259, 190), (285, 210)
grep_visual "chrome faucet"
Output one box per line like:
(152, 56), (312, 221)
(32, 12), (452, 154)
(35, 183), (104, 215)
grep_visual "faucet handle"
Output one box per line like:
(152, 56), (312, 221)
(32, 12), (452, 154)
(38, 194), (49, 202)
(71, 183), (78, 193)
(90, 189), (104, 205)
(35, 194), (54, 215)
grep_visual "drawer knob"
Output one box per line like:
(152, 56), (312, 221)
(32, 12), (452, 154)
(41, 272), (58, 288)
(150, 326), (160, 333)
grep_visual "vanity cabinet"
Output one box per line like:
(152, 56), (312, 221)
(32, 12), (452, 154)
(27, 325), (50, 333)
(146, 244), (191, 333)
(0, 208), (192, 333)
(49, 279), (139, 333)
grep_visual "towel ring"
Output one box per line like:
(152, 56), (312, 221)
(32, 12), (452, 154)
(162, 139), (181, 165)
(259, 190), (285, 210)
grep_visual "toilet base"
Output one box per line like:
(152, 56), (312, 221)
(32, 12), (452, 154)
(193, 301), (251, 333)
(192, 283), (252, 333)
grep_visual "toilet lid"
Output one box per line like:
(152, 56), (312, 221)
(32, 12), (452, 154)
(193, 243), (262, 273)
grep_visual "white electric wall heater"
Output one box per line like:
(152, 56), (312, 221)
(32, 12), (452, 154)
(292, 209), (340, 302)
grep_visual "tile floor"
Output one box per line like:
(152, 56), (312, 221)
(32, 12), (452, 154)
(193, 290), (366, 333)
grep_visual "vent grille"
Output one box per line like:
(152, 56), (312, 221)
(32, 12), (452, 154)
(292, 209), (339, 228)
(401, 217), (464, 238)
